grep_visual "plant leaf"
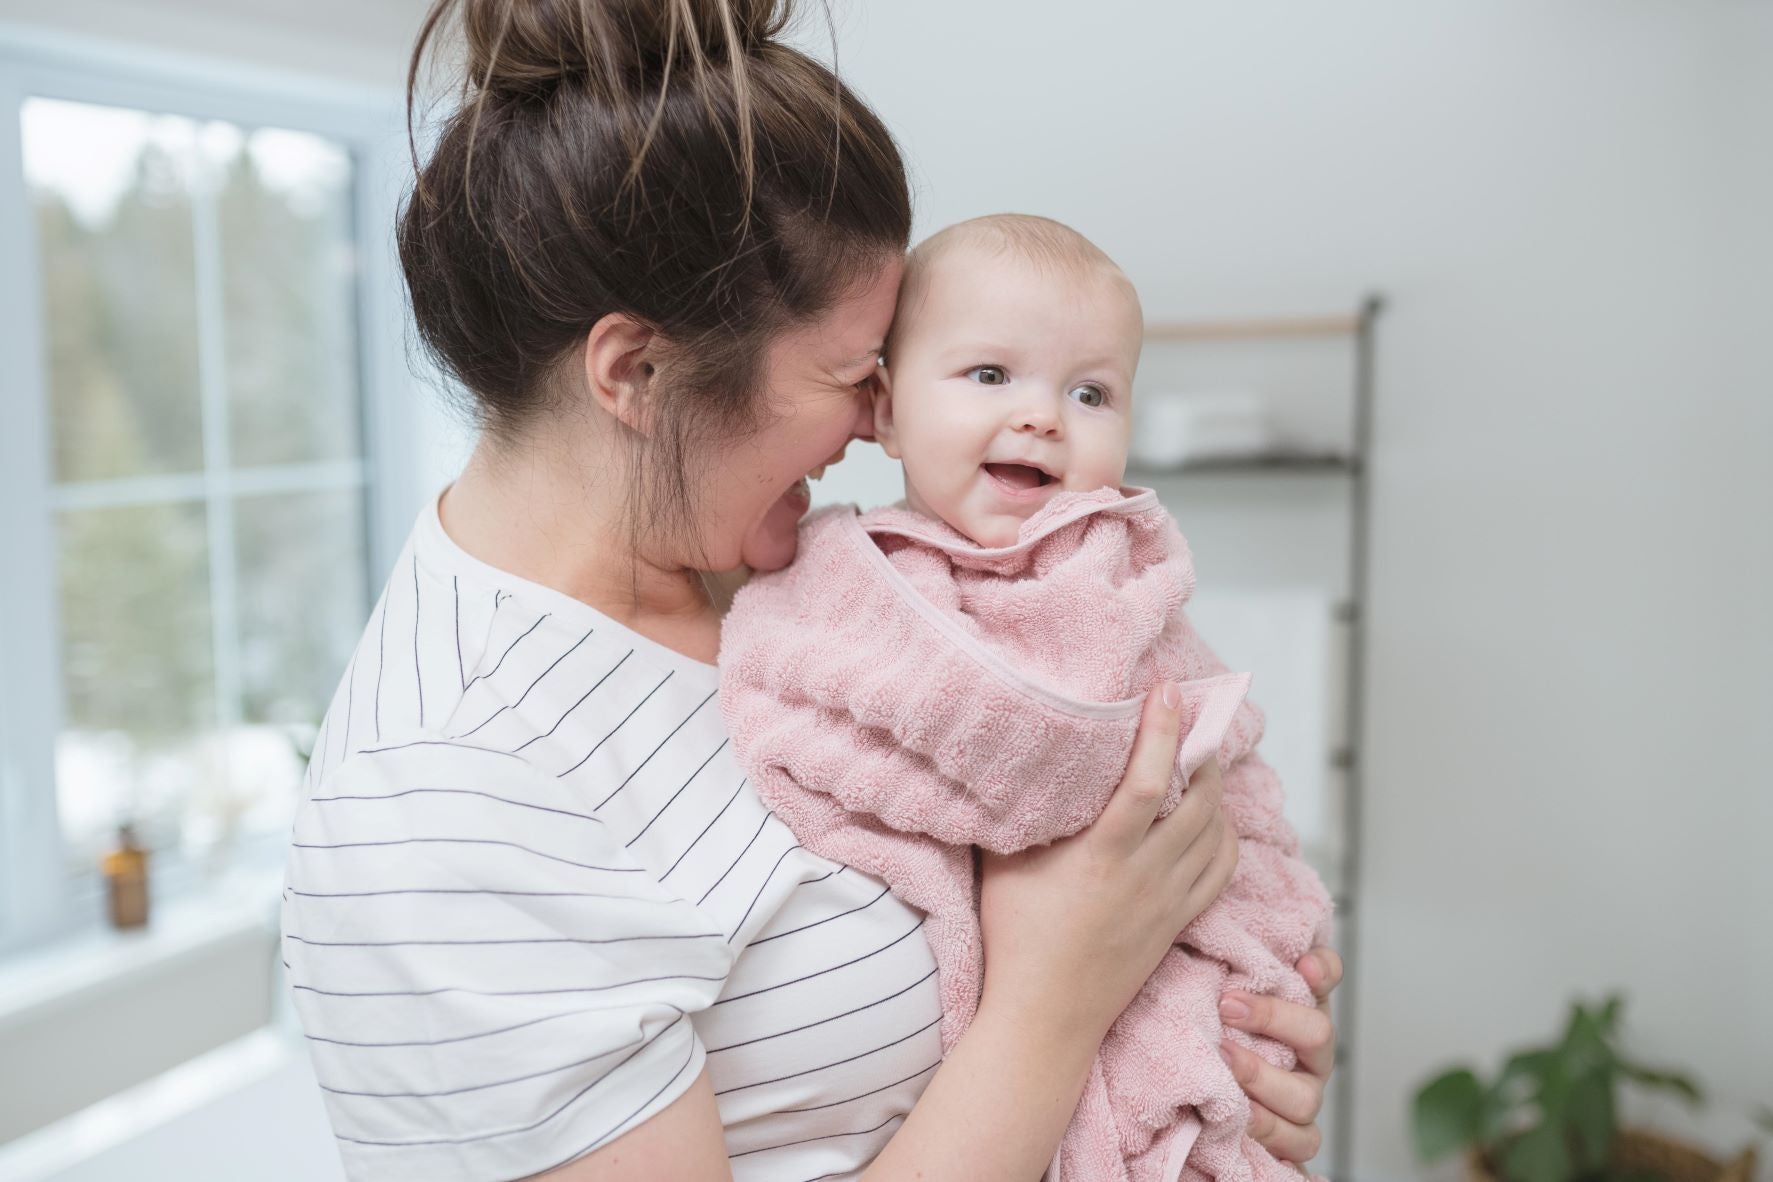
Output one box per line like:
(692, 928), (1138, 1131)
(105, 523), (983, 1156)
(1414, 1069), (1485, 1162)
(1478, 1080), (1522, 1145)
(1616, 1061), (1703, 1105)
(1597, 994), (1624, 1035)
(1561, 1001), (1587, 1047)
(1753, 1106), (1773, 1136)
(1500, 1050), (1559, 1092)
(1564, 1004), (1614, 1073)
(1479, 1048), (1545, 1141)
(1568, 1070), (1616, 1172)
(1502, 1122), (1570, 1182)
(1538, 1053), (1576, 1121)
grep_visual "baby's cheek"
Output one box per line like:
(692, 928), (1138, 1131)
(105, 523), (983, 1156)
(913, 460), (966, 513)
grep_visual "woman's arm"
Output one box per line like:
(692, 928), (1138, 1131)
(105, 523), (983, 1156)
(522, 1069), (734, 1182)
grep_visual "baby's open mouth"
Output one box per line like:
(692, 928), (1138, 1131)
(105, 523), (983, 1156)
(982, 463), (1056, 494)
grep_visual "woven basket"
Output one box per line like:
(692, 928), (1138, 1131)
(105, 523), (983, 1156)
(1466, 1127), (1758, 1182)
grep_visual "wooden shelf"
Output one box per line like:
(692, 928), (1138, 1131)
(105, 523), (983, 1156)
(1142, 314), (1362, 342)
(1128, 453), (1357, 476)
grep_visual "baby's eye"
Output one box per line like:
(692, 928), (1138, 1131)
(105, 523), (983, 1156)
(966, 365), (1008, 386)
(1069, 383), (1107, 408)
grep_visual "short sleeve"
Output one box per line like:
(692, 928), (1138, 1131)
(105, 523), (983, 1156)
(282, 740), (734, 1181)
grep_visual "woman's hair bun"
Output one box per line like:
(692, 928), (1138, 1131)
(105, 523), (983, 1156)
(461, 0), (794, 96)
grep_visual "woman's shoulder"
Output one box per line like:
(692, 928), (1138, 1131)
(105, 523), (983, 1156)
(297, 602), (748, 920)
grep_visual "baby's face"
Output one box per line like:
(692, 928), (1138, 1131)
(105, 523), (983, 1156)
(874, 248), (1142, 547)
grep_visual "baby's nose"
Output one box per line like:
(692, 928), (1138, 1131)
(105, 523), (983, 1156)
(1012, 401), (1062, 437)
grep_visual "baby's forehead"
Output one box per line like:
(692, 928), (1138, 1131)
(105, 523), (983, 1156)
(896, 243), (1143, 344)
(916, 232), (1123, 289)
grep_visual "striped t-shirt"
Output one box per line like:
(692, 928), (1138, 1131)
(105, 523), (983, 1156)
(281, 493), (945, 1181)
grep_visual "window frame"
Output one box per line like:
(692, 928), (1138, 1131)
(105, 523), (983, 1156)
(0, 26), (423, 959)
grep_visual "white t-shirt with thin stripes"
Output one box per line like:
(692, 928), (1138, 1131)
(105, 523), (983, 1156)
(281, 492), (945, 1181)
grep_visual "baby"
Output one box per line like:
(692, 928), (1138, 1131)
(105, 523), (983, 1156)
(718, 215), (1332, 1182)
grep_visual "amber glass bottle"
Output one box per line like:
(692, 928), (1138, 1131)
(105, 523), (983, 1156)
(101, 823), (150, 930)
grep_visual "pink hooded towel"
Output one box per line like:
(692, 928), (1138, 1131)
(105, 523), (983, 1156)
(717, 487), (1334, 1182)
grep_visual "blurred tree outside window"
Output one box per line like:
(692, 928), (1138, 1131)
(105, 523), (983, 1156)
(22, 96), (371, 887)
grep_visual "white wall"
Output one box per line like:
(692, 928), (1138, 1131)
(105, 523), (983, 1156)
(0, 0), (423, 88)
(809, 4), (1770, 1178)
(4, 2), (1768, 1179)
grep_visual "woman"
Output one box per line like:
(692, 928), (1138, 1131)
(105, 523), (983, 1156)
(281, 1), (1343, 1179)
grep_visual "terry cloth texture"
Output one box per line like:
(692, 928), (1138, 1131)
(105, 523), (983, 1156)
(718, 487), (1334, 1182)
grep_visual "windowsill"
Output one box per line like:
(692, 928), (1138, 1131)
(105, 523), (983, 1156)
(0, 1025), (331, 1181)
(0, 862), (284, 1039)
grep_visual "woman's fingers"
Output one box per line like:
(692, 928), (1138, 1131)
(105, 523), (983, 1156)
(1219, 956), (1340, 1167)
(1220, 991), (1336, 1080)
(1297, 946), (1344, 1003)
(1095, 685), (1184, 854)
(1170, 802), (1237, 919)
(1218, 1037), (1325, 1129)
(1243, 1096), (1324, 1166)
(1148, 752), (1223, 854)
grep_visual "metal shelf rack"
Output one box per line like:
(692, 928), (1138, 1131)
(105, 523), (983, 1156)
(1134, 295), (1384, 1182)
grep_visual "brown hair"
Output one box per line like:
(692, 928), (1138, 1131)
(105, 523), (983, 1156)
(400, 0), (911, 558)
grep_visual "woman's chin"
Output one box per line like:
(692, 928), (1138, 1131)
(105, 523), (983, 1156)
(742, 479), (811, 572)
(742, 531), (799, 573)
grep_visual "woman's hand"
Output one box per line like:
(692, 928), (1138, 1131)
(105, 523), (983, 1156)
(1218, 947), (1345, 1167)
(978, 683), (1240, 1043)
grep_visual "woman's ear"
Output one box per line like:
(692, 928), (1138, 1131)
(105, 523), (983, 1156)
(871, 364), (901, 459)
(582, 312), (658, 435)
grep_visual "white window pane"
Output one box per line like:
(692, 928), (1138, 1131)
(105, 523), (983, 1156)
(214, 126), (363, 467)
(55, 501), (216, 871)
(24, 98), (204, 483)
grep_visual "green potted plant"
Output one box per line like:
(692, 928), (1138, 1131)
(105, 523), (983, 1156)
(1411, 994), (1757, 1182)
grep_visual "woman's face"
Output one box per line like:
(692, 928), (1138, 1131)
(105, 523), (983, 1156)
(697, 255), (905, 573)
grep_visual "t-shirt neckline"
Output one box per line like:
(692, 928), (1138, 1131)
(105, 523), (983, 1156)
(416, 484), (721, 683)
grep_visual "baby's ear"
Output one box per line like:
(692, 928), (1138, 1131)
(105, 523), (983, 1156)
(871, 364), (901, 459)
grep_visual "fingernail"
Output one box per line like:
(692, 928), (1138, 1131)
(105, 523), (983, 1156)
(1162, 682), (1181, 709)
(1220, 996), (1251, 1022)
(1218, 1041), (1235, 1067)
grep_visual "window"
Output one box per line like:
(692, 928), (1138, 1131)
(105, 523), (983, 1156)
(0, 36), (414, 955)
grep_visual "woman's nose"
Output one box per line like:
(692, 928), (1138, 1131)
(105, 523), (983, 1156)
(848, 386), (877, 443)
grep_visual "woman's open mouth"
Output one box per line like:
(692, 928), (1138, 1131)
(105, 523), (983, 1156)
(982, 462), (1057, 501)
(781, 476), (812, 515)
